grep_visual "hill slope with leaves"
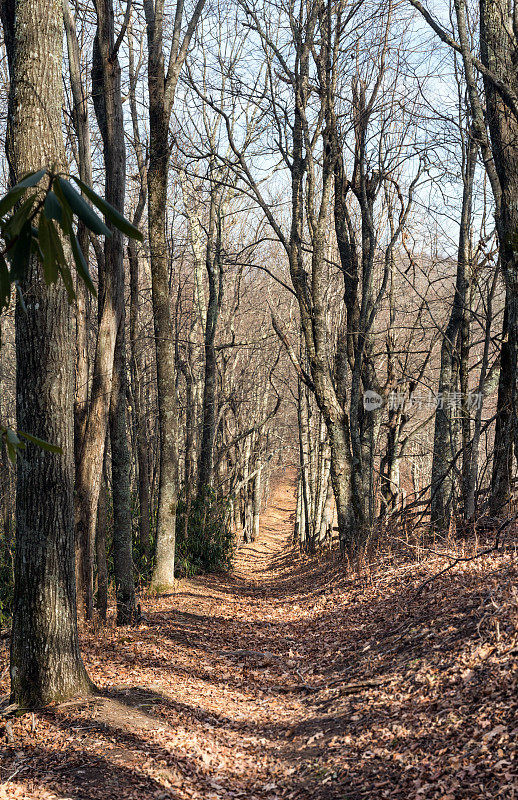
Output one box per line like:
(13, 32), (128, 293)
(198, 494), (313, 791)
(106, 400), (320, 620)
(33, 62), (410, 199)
(1, 476), (517, 799)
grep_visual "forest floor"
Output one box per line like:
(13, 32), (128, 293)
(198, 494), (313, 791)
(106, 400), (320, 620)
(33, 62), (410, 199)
(1, 472), (517, 799)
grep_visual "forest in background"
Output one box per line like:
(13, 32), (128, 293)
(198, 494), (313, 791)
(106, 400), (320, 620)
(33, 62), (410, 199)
(0, 0), (516, 730)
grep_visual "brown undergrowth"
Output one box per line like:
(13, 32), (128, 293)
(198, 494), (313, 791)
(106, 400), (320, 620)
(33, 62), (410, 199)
(1, 475), (517, 799)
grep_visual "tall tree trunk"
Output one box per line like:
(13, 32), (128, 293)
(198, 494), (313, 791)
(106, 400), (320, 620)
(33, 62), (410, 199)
(480, 0), (518, 508)
(460, 284), (473, 514)
(73, 250), (116, 620)
(109, 328), (136, 624)
(430, 137), (476, 527)
(92, 0), (136, 624)
(147, 132), (179, 591)
(127, 28), (151, 563)
(491, 311), (513, 514)
(64, 0), (91, 462)
(144, 0), (207, 588)
(145, 7), (176, 590)
(5, 0), (91, 707)
(467, 273), (498, 519)
(69, 0), (121, 620)
(197, 193), (222, 497)
(64, 0), (96, 620)
(129, 238), (151, 559)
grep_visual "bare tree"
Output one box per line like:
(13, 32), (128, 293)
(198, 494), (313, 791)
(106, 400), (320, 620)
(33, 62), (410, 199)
(430, 135), (477, 526)
(92, 0), (136, 624)
(143, 0), (206, 591)
(408, 0), (518, 515)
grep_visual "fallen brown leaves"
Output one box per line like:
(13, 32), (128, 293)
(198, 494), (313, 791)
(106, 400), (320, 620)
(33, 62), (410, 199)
(0, 478), (517, 799)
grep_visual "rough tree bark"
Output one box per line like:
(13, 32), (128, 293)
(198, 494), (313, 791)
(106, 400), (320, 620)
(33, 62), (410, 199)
(3, 0), (91, 707)
(479, 0), (518, 512)
(67, 0), (119, 619)
(64, 0), (98, 620)
(92, 0), (136, 624)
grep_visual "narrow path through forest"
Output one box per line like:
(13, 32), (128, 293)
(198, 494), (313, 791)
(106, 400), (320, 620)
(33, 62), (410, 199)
(1, 473), (516, 799)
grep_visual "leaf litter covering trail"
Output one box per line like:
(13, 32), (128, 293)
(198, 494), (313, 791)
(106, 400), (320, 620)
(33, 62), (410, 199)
(1, 472), (517, 799)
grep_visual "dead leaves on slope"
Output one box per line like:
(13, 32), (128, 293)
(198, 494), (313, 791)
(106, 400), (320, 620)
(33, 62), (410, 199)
(0, 479), (517, 799)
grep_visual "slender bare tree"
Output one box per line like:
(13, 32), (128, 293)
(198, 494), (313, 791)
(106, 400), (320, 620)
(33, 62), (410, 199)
(144, 0), (206, 590)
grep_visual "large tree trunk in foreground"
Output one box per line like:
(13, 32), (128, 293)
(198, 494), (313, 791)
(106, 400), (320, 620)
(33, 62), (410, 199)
(480, 0), (518, 509)
(5, 0), (90, 707)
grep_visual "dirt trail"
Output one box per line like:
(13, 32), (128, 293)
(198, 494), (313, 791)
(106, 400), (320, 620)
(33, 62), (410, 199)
(232, 469), (297, 581)
(1, 473), (517, 799)
(1, 474), (341, 800)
